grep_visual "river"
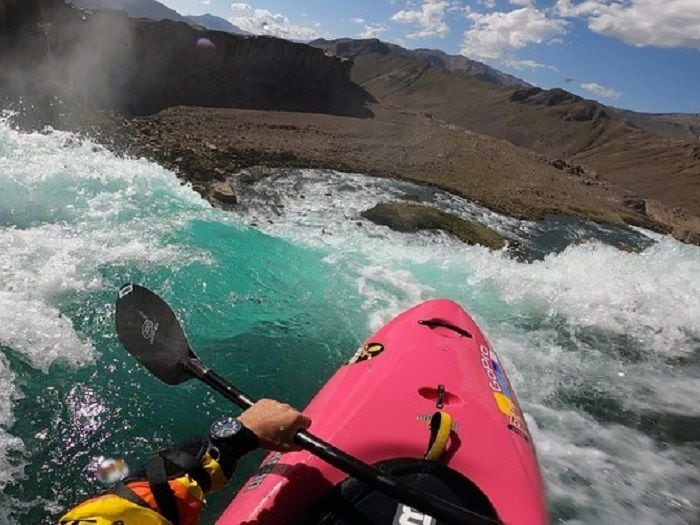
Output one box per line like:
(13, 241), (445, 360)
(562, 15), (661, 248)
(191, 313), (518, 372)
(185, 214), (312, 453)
(0, 118), (697, 524)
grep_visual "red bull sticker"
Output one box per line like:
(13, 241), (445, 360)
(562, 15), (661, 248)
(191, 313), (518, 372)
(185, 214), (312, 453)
(479, 345), (529, 440)
(349, 342), (385, 364)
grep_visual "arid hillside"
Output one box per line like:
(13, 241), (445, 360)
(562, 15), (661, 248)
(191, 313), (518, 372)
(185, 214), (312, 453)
(313, 39), (700, 234)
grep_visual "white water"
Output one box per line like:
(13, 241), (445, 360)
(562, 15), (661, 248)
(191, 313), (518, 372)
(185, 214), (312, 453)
(0, 123), (698, 524)
(235, 169), (700, 524)
(0, 118), (211, 517)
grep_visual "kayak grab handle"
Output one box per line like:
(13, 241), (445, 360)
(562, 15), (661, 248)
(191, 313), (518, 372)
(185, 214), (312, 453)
(186, 360), (499, 525)
(419, 319), (473, 339)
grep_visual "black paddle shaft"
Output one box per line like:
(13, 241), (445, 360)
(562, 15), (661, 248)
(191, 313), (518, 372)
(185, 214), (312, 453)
(115, 284), (499, 525)
(185, 359), (497, 525)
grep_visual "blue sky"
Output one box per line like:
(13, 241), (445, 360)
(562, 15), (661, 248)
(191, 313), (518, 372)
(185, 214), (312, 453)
(160, 1), (700, 114)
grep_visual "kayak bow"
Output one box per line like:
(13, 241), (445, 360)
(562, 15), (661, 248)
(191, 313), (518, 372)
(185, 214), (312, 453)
(220, 299), (548, 524)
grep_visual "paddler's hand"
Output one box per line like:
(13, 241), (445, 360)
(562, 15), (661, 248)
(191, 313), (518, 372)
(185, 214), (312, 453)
(238, 399), (311, 452)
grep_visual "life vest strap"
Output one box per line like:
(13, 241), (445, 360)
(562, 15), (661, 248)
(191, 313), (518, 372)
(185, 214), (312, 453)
(146, 454), (180, 525)
(111, 482), (150, 509)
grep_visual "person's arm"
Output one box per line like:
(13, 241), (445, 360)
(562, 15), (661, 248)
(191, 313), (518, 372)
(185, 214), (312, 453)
(59, 399), (311, 525)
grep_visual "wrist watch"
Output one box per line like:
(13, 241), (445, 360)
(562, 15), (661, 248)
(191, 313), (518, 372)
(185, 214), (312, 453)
(209, 416), (259, 454)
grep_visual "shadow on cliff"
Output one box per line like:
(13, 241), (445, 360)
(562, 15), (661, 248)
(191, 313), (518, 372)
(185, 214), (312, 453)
(0, 0), (375, 126)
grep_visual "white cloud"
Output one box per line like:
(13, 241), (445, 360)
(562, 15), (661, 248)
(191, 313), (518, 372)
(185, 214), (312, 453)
(391, 0), (453, 38)
(556, 0), (700, 49)
(581, 82), (621, 99)
(503, 58), (559, 71)
(510, 0), (533, 5)
(359, 23), (389, 39)
(461, 7), (568, 61)
(201, 0), (211, 5)
(350, 17), (388, 39)
(229, 7), (319, 40)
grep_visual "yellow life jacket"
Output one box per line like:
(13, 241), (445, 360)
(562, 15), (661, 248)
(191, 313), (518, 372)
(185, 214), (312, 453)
(59, 452), (229, 525)
(58, 493), (171, 524)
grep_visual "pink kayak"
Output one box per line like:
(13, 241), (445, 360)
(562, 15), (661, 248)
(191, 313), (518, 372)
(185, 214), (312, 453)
(218, 299), (548, 524)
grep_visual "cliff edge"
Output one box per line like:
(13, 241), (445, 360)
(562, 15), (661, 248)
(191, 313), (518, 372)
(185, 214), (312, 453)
(0, 0), (372, 121)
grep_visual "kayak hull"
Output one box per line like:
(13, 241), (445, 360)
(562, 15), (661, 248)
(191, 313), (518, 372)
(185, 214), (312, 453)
(218, 299), (547, 524)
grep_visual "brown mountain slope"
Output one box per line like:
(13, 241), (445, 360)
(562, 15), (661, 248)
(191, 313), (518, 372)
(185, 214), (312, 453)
(616, 111), (700, 141)
(311, 38), (529, 88)
(317, 39), (700, 241)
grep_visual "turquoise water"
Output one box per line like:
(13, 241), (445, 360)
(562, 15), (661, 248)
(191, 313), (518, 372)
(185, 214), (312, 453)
(0, 119), (698, 524)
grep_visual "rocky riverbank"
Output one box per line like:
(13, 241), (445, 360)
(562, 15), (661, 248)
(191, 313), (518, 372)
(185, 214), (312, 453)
(107, 105), (694, 241)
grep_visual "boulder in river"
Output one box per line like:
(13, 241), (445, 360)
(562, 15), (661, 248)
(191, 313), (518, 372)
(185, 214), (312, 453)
(210, 181), (237, 205)
(361, 202), (508, 250)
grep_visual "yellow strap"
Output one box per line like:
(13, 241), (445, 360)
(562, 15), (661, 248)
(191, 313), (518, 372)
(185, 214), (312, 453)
(424, 411), (453, 461)
(59, 494), (171, 525)
(201, 452), (229, 492)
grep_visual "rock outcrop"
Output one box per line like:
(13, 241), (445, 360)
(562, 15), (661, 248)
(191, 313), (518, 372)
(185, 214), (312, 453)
(361, 202), (509, 250)
(510, 87), (608, 123)
(0, 0), (372, 122)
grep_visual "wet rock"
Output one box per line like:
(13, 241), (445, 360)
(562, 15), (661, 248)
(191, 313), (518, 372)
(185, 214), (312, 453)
(506, 239), (529, 261)
(680, 230), (700, 245)
(191, 182), (208, 197)
(361, 202), (509, 250)
(210, 181), (237, 205)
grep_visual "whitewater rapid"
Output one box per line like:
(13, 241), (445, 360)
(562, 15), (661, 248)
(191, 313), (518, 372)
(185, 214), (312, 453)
(0, 120), (698, 524)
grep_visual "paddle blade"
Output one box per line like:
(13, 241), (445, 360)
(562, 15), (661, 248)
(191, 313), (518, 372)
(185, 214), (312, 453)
(115, 283), (194, 385)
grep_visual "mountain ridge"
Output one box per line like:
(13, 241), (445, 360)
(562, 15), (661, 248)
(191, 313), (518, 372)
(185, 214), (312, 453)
(68, 0), (246, 34)
(68, 0), (187, 22)
(310, 38), (529, 89)
(185, 13), (247, 35)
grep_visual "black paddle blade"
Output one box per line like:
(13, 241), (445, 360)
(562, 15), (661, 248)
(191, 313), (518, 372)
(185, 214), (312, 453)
(115, 283), (195, 385)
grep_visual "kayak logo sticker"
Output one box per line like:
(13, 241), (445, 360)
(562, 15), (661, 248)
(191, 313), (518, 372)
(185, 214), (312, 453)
(141, 317), (159, 345)
(393, 505), (436, 525)
(479, 345), (529, 440)
(349, 342), (384, 364)
(118, 283), (133, 298)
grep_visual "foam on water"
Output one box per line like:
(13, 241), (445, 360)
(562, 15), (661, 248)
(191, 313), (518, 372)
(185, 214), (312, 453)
(0, 118), (211, 511)
(235, 169), (700, 524)
(469, 239), (700, 357)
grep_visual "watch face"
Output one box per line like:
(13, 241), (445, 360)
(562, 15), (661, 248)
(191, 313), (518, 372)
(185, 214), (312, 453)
(210, 416), (242, 439)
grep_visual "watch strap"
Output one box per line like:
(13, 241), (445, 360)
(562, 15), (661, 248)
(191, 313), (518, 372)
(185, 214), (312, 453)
(209, 421), (259, 479)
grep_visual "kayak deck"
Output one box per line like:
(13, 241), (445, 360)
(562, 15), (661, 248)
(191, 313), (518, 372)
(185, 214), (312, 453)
(218, 299), (547, 524)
